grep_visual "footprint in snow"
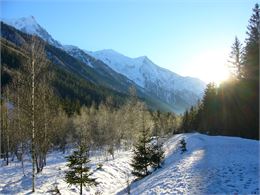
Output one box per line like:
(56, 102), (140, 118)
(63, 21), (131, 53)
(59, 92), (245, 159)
(224, 179), (230, 183)
(227, 184), (235, 188)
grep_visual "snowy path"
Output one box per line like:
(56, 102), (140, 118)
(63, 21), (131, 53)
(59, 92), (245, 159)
(126, 133), (260, 195)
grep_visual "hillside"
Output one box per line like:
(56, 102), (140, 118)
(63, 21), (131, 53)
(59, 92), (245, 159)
(1, 16), (206, 113)
(0, 22), (177, 113)
(0, 133), (258, 194)
(88, 49), (206, 108)
(1, 36), (128, 114)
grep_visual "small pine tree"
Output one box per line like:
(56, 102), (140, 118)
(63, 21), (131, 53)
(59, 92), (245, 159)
(179, 138), (187, 153)
(130, 127), (151, 179)
(150, 137), (164, 169)
(65, 145), (97, 195)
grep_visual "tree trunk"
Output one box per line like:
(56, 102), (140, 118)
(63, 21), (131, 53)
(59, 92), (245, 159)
(6, 134), (9, 165)
(31, 53), (35, 193)
(80, 182), (82, 195)
(43, 154), (46, 167)
(36, 155), (40, 173)
(0, 102), (1, 159)
(6, 89), (10, 166)
(17, 80), (25, 176)
(43, 101), (48, 169)
(80, 162), (83, 195)
(156, 136), (160, 168)
(21, 144), (25, 176)
(36, 153), (45, 173)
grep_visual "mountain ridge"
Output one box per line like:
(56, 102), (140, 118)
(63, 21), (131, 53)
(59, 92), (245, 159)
(1, 22), (178, 113)
(1, 16), (206, 113)
(2, 16), (63, 49)
(87, 49), (206, 107)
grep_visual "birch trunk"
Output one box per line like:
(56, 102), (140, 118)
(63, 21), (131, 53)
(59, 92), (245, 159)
(31, 45), (36, 193)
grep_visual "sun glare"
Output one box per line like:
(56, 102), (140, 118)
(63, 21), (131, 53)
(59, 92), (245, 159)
(187, 50), (230, 85)
(200, 56), (230, 85)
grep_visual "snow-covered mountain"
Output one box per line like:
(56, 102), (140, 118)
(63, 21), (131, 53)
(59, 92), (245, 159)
(2, 16), (206, 112)
(88, 49), (206, 106)
(63, 45), (94, 68)
(2, 16), (62, 49)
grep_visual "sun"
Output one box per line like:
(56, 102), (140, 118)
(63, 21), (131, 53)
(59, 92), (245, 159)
(199, 58), (230, 85)
(187, 50), (230, 85)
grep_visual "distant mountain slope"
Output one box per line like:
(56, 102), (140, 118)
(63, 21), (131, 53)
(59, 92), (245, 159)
(62, 45), (186, 113)
(2, 16), (63, 49)
(1, 35), (129, 115)
(1, 16), (206, 113)
(1, 22), (175, 113)
(0, 22), (131, 93)
(88, 49), (206, 107)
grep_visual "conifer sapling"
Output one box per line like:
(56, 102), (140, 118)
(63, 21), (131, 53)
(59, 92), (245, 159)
(180, 138), (187, 153)
(65, 145), (97, 195)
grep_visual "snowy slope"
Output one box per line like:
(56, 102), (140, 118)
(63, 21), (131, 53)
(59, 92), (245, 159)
(87, 49), (149, 87)
(2, 16), (62, 49)
(0, 149), (133, 195)
(63, 45), (94, 68)
(88, 49), (206, 106)
(0, 133), (259, 194)
(88, 49), (206, 93)
(123, 133), (260, 194)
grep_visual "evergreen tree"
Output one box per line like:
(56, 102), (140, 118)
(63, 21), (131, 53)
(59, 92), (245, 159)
(243, 3), (259, 81)
(130, 126), (152, 179)
(150, 112), (164, 169)
(180, 110), (189, 133)
(242, 3), (259, 137)
(199, 83), (218, 133)
(65, 145), (97, 195)
(179, 138), (187, 153)
(228, 37), (244, 79)
(150, 138), (164, 169)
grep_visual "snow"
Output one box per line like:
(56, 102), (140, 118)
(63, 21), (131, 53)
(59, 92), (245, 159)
(123, 133), (260, 195)
(0, 133), (259, 194)
(2, 16), (39, 34)
(63, 45), (94, 68)
(88, 49), (206, 97)
(1, 16), (63, 49)
(0, 149), (133, 195)
(87, 49), (146, 87)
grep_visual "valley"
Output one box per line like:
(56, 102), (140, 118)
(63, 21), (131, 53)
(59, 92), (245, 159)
(0, 2), (259, 195)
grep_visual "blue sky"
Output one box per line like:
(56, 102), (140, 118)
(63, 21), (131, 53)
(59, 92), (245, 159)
(1, 0), (256, 83)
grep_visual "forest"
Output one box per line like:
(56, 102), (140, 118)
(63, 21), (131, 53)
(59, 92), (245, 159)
(180, 4), (259, 140)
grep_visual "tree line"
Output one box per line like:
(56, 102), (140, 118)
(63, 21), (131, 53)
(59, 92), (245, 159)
(180, 4), (259, 140)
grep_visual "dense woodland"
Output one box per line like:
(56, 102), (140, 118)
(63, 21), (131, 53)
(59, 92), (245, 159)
(180, 4), (259, 140)
(1, 35), (128, 115)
